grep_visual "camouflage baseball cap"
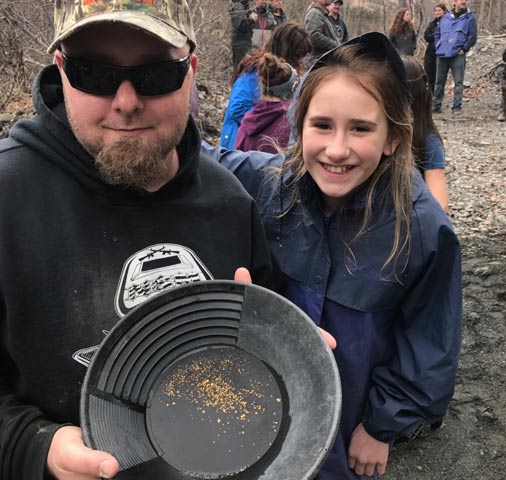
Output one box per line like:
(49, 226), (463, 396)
(48, 0), (196, 53)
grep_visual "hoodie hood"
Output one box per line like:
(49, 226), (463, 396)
(234, 100), (290, 153)
(9, 64), (200, 204)
(240, 100), (289, 137)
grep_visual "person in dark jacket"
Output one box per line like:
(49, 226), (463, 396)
(204, 32), (462, 480)
(305, 0), (339, 60)
(327, 0), (348, 44)
(423, 3), (448, 94)
(0, 2), (274, 479)
(388, 8), (417, 56)
(235, 52), (298, 153)
(433, 0), (477, 113)
(498, 48), (506, 122)
(268, 0), (287, 26)
(229, 0), (256, 69)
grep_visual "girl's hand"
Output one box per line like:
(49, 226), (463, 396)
(348, 423), (389, 476)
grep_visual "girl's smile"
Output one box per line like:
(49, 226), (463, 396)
(301, 73), (399, 214)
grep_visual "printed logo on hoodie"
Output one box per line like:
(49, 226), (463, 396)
(72, 244), (213, 367)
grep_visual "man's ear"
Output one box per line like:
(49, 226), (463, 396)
(54, 50), (63, 70)
(190, 53), (198, 77)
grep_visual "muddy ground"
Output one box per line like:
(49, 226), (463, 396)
(0, 34), (505, 480)
(383, 36), (506, 480)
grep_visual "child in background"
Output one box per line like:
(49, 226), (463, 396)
(402, 55), (449, 212)
(234, 53), (298, 153)
(204, 32), (462, 479)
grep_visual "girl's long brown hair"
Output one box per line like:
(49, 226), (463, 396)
(281, 45), (414, 276)
(402, 55), (443, 170)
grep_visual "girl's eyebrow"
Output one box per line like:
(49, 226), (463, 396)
(307, 115), (332, 122)
(349, 119), (378, 127)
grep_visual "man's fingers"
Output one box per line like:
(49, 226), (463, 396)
(98, 457), (120, 478)
(234, 267), (252, 283)
(319, 327), (336, 350)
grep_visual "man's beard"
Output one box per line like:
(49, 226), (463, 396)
(94, 133), (183, 190)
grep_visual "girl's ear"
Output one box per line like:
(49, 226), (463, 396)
(383, 136), (401, 156)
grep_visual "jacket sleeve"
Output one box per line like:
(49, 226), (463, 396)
(201, 140), (282, 199)
(362, 220), (462, 442)
(424, 21), (435, 43)
(0, 349), (63, 479)
(463, 15), (477, 52)
(305, 9), (338, 53)
(226, 74), (260, 124)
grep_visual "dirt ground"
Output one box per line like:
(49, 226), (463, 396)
(384, 36), (506, 480)
(0, 33), (504, 480)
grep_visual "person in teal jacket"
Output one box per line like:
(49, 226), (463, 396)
(204, 32), (462, 479)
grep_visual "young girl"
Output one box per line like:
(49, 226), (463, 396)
(388, 8), (417, 56)
(203, 32), (461, 479)
(234, 52), (298, 153)
(403, 55), (449, 212)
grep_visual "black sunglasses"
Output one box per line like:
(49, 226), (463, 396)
(61, 53), (191, 96)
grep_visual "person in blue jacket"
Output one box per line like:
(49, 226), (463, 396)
(203, 32), (462, 479)
(433, 0), (477, 113)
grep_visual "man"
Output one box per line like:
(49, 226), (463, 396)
(229, 0), (256, 69)
(0, 1), (273, 479)
(305, 0), (339, 60)
(433, 0), (477, 113)
(327, 0), (348, 45)
(251, 0), (277, 49)
(268, 0), (288, 26)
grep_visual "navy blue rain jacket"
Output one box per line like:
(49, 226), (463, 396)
(202, 142), (462, 480)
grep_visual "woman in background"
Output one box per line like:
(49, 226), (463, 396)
(234, 53), (298, 153)
(423, 3), (448, 93)
(219, 22), (311, 149)
(403, 55), (449, 212)
(389, 8), (417, 56)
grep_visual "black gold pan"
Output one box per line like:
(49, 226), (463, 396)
(80, 281), (341, 479)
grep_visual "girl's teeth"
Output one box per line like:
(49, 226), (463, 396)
(323, 165), (352, 174)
